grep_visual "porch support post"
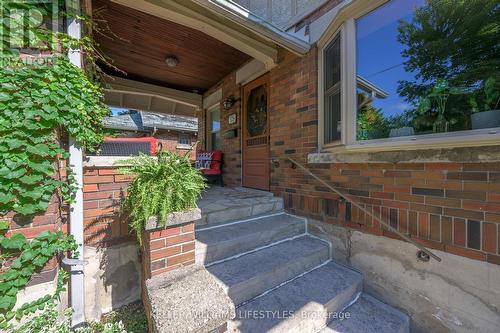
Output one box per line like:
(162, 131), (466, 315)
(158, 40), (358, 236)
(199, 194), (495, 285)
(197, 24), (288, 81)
(67, 6), (85, 327)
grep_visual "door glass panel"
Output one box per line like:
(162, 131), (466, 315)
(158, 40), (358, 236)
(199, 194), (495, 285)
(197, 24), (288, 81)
(247, 85), (267, 137)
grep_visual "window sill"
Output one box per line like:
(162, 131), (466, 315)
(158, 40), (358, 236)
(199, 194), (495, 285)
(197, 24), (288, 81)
(311, 129), (500, 163)
(176, 144), (193, 150)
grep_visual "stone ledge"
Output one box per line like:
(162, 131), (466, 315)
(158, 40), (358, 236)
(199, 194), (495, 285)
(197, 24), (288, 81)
(146, 208), (201, 231)
(145, 265), (235, 333)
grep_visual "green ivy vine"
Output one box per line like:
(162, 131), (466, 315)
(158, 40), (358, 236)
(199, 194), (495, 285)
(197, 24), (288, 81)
(0, 0), (112, 329)
(0, 220), (78, 329)
(0, 0), (111, 216)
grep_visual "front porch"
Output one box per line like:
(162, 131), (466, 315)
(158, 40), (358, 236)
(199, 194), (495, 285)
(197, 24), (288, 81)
(142, 184), (410, 333)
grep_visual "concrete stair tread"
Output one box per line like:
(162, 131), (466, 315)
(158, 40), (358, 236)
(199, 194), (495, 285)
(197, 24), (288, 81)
(207, 236), (329, 305)
(229, 262), (363, 333)
(322, 294), (410, 333)
(196, 213), (305, 243)
(196, 213), (306, 265)
(197, 188), (284, 226)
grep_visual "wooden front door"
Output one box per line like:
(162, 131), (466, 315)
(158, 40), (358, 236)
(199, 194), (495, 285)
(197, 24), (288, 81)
(242, 74), (270, 191)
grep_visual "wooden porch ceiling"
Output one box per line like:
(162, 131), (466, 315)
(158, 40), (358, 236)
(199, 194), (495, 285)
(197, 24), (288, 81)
(93, 0), (251, 93)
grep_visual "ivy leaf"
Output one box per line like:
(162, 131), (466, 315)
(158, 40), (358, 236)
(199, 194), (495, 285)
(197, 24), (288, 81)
(1, 233), (26, 250)
(32, 255), (47, 267)
(26, 144), (50, 156)
(0, 296), (16, 310)
(9, 259), (22, 269)
(19, 174), (43, 185)
(14, 204), (38, 215)
(0, 193), (14, 204)
(20, 249), (36, 262)
(0, 93), (11, 102)
(0, 220), (9, 231)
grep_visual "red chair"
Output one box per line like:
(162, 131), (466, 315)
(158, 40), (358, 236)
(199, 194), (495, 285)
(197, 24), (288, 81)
(196, 150), (223, 186)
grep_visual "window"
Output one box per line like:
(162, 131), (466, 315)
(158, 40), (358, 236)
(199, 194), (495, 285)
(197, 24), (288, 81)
(208, 106), (221, 150)
(323, 35), (342, 144)
(178, 132), (191, 145)
(320, 0), (500, 149)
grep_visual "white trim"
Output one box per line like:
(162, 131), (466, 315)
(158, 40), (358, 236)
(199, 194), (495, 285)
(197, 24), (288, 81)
(235, 59), (267, 85)
(67, 14), (85, 327)
(203, 89), (223, 109)
(105, 76), (202, 108)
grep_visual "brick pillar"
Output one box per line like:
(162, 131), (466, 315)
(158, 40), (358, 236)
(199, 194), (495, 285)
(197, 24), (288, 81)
(141, 208), (200, 279)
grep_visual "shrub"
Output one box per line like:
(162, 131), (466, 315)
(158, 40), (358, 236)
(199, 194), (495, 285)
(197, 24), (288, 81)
(119, 152), (207, 243)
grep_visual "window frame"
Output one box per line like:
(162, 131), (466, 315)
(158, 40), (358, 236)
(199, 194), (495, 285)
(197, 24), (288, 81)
(207, 104), (221, 151)
(318, 0), (500, 152)
(177, 132), (191, 146)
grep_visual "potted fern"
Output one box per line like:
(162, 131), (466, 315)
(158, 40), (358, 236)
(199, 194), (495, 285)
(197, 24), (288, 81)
(118, 152), (207, 244)
(470, 78), (500, 130)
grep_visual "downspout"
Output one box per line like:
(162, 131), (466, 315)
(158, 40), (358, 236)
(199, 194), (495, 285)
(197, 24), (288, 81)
(67, 8), (86, 327)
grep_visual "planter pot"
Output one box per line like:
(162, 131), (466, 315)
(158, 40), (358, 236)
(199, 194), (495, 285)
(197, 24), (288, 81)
(145, 208), (201, 231)
(389, 126), (415, 138)
(471, 110), (500, 130)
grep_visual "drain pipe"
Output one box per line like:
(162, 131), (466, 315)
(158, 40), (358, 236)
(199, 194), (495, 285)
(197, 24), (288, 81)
(67, 9), (86, 327)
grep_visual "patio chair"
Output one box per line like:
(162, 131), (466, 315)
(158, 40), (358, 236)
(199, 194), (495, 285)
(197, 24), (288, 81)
(196, 150), (223, 186)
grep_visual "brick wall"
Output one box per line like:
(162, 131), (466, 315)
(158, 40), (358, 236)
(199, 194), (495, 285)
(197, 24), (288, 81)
(201, 72), (243, 187)
(198, 46), (500, 266)
(83, 167), (133, 246)
(267, 48), (500, 266)
(154, 129), (197, 160)
(141, 222), (195, 279)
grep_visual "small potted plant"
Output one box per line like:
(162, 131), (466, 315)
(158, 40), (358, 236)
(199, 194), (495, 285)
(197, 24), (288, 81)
(118, 151), (207, 244)
(469, 78), (500, 130)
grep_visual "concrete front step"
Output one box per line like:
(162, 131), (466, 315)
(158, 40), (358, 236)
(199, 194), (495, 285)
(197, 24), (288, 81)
(321, 294), (410, 333)
(195, 213), (306, 265)
(228, 262), (363, 333)
(207, 236), (329, 306)
(197, 187), (284, 227)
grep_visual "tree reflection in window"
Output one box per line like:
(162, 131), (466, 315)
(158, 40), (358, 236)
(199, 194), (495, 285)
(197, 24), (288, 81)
(356, 0), (500, 140)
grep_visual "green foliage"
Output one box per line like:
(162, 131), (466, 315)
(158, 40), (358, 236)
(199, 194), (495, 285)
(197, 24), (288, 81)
(88, 302), (147, 333)
(415, 79), (465, 133)
(356, 91), (389, 140)
(0, 0), (110, 329)
(0, 220), (78, 329)
(470, 77), (500, 113)
(11, 301), (128, 333)
(119, 152), (207, 243)
(397, 0), (500, 104)
(0, 1), (110, 216)
(0, 56), (109, 216)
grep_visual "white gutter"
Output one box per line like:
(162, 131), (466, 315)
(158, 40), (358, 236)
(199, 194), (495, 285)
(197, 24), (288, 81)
(67, 11), (86, 327)
(189, 0), (311, 55)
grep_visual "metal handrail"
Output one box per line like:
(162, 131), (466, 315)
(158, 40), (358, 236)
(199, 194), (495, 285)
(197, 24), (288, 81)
(284, 157), (442, 262)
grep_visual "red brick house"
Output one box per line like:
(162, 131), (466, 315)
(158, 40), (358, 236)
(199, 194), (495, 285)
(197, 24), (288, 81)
(4, 0), (499, 332)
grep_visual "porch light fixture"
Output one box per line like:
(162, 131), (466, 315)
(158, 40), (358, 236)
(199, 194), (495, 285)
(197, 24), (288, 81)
(165, 56), (179, 67)
(223, 96), (237, 110)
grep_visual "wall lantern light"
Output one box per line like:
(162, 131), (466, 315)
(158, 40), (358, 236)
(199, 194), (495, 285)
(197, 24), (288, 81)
(223, 96), (238, 110)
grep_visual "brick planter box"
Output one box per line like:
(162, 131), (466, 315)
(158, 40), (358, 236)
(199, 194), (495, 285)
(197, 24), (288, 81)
(141, 208), (201, 279)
